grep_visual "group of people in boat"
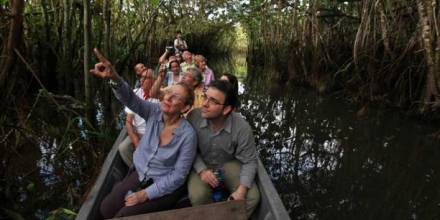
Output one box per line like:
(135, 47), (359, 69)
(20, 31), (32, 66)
(89, 32), (259, 219)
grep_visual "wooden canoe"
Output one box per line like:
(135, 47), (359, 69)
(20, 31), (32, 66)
(76, 130), (290, 220)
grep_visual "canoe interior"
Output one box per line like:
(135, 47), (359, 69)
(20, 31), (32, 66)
(76, 130), (290, 220)
(112, 200), (247, 220)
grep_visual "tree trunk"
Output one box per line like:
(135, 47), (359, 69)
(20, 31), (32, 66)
(417, 0), (440, 109)
(57, 0), (71, 93)
(0, 0), (25, 92)
(83, 0), (93, 123)
(102, 0), (113, 128)
(377, 0), (393, 59)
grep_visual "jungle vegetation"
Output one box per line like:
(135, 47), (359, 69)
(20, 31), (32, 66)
(1, 0), (439, 219)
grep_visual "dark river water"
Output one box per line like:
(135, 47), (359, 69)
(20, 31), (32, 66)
(2, 68), (440, 220)
(239, 75), (440, 219)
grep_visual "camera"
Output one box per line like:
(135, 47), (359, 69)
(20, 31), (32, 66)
(166, 46), (175, 53)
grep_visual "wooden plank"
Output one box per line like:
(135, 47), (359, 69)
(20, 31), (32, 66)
(76, 129), (128, 220)
(112, 200), (247, 220)
(253, 159), (291, 220)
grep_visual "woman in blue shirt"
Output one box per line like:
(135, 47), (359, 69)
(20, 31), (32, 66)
(90, 48), (197, 218)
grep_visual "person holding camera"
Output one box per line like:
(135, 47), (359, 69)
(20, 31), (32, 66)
(158, 46), (177, 67)
(174, 30), (188, 53)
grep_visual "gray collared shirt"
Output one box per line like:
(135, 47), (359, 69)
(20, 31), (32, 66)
(112, 78), (197, 200)
(187, 108), (257, 188)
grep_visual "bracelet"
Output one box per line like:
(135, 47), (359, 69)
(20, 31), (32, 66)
(108, 78), (121, 89)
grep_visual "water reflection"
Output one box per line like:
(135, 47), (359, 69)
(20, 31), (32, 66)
(0, 91), (120, 219)
(240, 77), (440, 219)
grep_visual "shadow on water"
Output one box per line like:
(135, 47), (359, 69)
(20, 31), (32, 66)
(240, 72), (440, 220)
(0, 90), (122, 219)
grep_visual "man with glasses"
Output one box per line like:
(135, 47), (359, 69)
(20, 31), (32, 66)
(186, 80), (260, 217)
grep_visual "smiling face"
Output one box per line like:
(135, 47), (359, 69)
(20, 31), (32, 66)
(160, 84), (190, 115)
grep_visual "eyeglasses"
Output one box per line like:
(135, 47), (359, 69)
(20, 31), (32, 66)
(164, 90), (185, 103)
(202, 93), (224, 106)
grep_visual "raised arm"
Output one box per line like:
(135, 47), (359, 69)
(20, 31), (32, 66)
(158, 49), (169, 65)
(90, 48), (156, 120)
(149, 65), (166, 99)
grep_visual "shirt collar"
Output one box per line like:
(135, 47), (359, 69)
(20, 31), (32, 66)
(199, 113), (232, 134)
(158, 111), (186, 136)
(200, 117), (209, 128)
(156, 111), (164, 123)
(223, 114), (232, 133)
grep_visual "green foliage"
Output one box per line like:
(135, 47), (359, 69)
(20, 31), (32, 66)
(47, 208), (77, 220)
(0, 1), (244, 219)
(238, 0), (439, 112)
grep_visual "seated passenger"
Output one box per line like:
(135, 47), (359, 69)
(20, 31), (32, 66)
(118, 68), (158, 168)
(219, 73), (240, 111)
(150, 66), (205, 109)
(158, 47), (178, 68)
(90, 49), (197, 218)
(133, 63), (146, 88)
(174, 30), (188, 53)
(181, 67), (205, 109)
(175, 52), (183, 64)
(163, 60), (182, 87)
(219, 73), (239, 97)
(180, 50), (196, 72)
(194, 55), (215, 88)
(186, 80), (260, 218)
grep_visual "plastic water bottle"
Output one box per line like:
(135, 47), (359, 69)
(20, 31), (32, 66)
(125, 190), (134, 199)
(211, 169), (225, 202)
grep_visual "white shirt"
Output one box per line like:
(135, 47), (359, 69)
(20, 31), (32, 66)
(124, 88), (159, 135)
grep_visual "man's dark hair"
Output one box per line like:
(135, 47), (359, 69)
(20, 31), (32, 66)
(220, 73), (239, 96)
(208, 80), (238, 108)
(169, 60), (180, 67)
